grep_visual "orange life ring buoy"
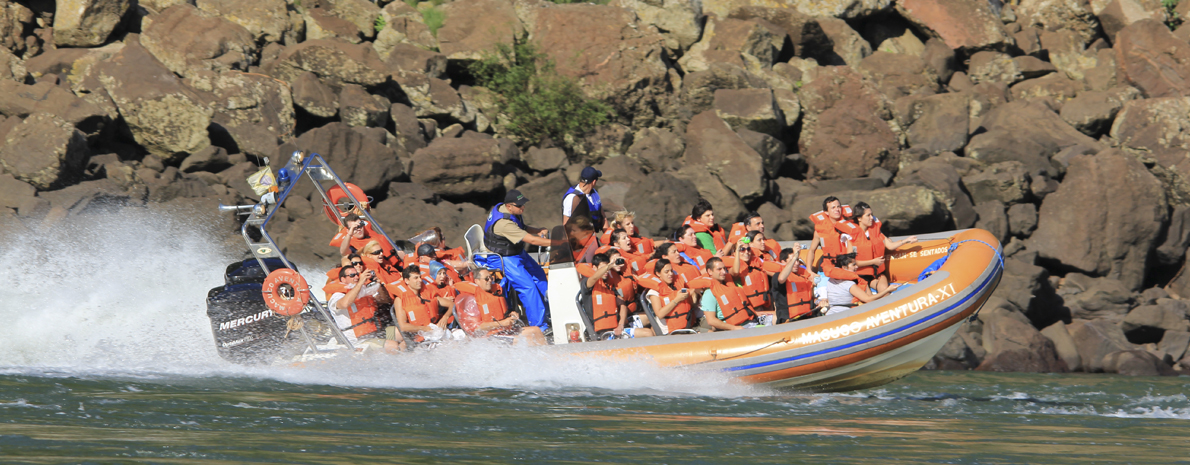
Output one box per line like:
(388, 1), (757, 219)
(261, 268), (310, 317)
(322, 183), (369, 224)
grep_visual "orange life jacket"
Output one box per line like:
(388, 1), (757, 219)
(684, 216), (726, 251)
(631, 235), (655, 256)
(809, 208), (860, 269)
(654, 281), (694, 332)
(674, 242), (714, 270)
(726, 223), (780, 256)
(422, 282), (455, 326)
(826, 267), (870, 301)
(732, 256), (776, 310)
(783, 268), (816, 320)
(689, 277), (756, 326)
(576, 263), (623, 333)
(455, 281), (509, 331)
(329, 224), (395, 257)
(324, 281), (382, 338)
(853, 220), (887, 277)
(391, 281), (437, 327)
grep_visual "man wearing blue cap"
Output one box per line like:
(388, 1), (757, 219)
(479, 189), (554, 329)
(562, 166), (604, 231)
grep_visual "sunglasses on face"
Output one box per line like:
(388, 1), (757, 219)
(478, 276), (492, 282)
(351, 261), (364, 267)
(369, 250), (383, 255)
(344, 272), (359, 278)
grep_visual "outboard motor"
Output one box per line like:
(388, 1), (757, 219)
(206, 259), (296, 363)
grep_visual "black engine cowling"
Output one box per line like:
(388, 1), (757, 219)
(206, 259), (296, 363)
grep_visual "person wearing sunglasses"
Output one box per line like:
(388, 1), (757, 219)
(455, 268), (545, 345)
(324, 263), (394, 349)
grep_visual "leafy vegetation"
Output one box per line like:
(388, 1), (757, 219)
(1165, 0), (1183, 30)
(374, 15), (386, 34)
(421, 7), (445, 37)
(469, 40), (611, 147)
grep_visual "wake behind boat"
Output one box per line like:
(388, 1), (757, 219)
(205, 151), (1003, 392)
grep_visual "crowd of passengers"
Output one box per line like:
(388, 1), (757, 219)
(318, 166), (919, 351)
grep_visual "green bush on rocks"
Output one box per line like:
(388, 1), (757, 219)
(469, 39), (610, 148)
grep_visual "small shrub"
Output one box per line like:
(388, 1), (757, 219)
(469, 39), (611, 147)
(421, 6), (445, 37)
(1165, 0), (1183, 30)
(374, 16), (387, 34)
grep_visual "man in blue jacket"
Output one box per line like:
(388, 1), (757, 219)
(478, 190), (554, 329)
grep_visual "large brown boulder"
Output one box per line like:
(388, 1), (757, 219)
(436, 0), (521, 62)
(0, 80), (109, 137)
(369, 197), (487, 249)
(623, 171), (700, 238)
(291, 71), (339, 118)
(857, 51), (940, 100)
(1059, 86), (1140, 136)
(0, 1), (33, 55)
(1098, 0), (1166, 43)
(337, 83), (389, 128)
(1016, 0), (1101, 46)
(712, 88), (783, 137)
(0, 173), (37, 215)
(1068, 318), (1135, 372)
(965, 100), (1102, 175)
(895, 0), (1012, 54)
(627, 127), (685, 173)
(797, 67), (898, 179)
(1030, 149), (1167, 290)
(1114, 19), (1190, 98)
(680, 62), (767, 115)
(681, 111), (766, 205)
(0, 113), (90, 190)
(513, 170), (570, 228)
(267, 39), (389, 90)
(893, 155), (977, 228)
(609, 0), (703, 55)
(1040, 321), (1084, 372)
(678, 17), (778, 74)
(92, 36), (214, 162)
(532, 4), (670, 123)
(1110, 97), (1190, 180)
(1102, 349), (1174, 376)
(897, 92), (969, 155)
(289, 123), (407, 193)
(409, 137), (516, 198)
(53, 0), (132, 47)
(187, 70), (296, 158)
(977, 310), (1068, 373)
(195, 0), (292, 44)
(962, 161), (1032, 205)
(1122, 300), (1190, 340)
(141, 4), (257, 78)
(1059, 273), (1137, 322)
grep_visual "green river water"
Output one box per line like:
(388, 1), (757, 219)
(0, 368), (1186, 464)
(1, 207), (1187, 464)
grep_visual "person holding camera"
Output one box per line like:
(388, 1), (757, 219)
(324, 264), (393, 348)
(644, 259), (697, 334)
(331, 213), (400, 266)
(580, 251), (654, 339)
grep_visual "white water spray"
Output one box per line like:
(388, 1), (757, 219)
(0, 207), (763, 397)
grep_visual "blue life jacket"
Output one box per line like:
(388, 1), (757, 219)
(483, 204), (526, 256)
(564, 186), (604, 230)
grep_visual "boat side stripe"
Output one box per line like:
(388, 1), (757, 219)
(723, 260), (1001, 372)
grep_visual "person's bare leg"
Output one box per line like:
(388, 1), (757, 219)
(516, 326), (547, 346)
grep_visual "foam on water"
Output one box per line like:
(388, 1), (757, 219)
(0, 208), (760, 397)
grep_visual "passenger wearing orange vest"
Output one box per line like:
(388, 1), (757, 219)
(727, 212), (781, 257)
(729, 241), (782, 311)
(808, 196), (860, 272)
(651, 242), (702, 284)
(605, 211), (655, 257)
(689, 257), (758, 331)
(578, 252), (654, 338)
(848, 202), (918, 293)
(608, 228), (648, 276)
(423, 261), (457, 327)
(392, 267), (460, 344)
(823, 254), (900, 316)
(742, 230), (779, 261)
(644, 259), (697, 334)
(454, 268), (546, 345)
(774, 244), (816, 322)
(683, 199), (727, 253)
(325, 265), (395, 348)
(674, 224), (716, 271)
(332, 213), (400, 266)
(360, 241), (403, 286)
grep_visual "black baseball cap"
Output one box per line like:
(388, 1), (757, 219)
(505, 189), (528, 207)
(580, 167), (602, 182)
(417, 243), (436, 257)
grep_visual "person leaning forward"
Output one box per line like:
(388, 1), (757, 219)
(478, 189), (556, 329)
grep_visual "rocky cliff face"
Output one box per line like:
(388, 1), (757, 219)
(2, 0), (1190, 376)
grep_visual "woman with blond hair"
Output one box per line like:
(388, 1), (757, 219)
(604, 210), (655, 256)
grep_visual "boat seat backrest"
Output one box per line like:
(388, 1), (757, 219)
(637, 292), (669, 335)
(574, 279), (599, 342)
